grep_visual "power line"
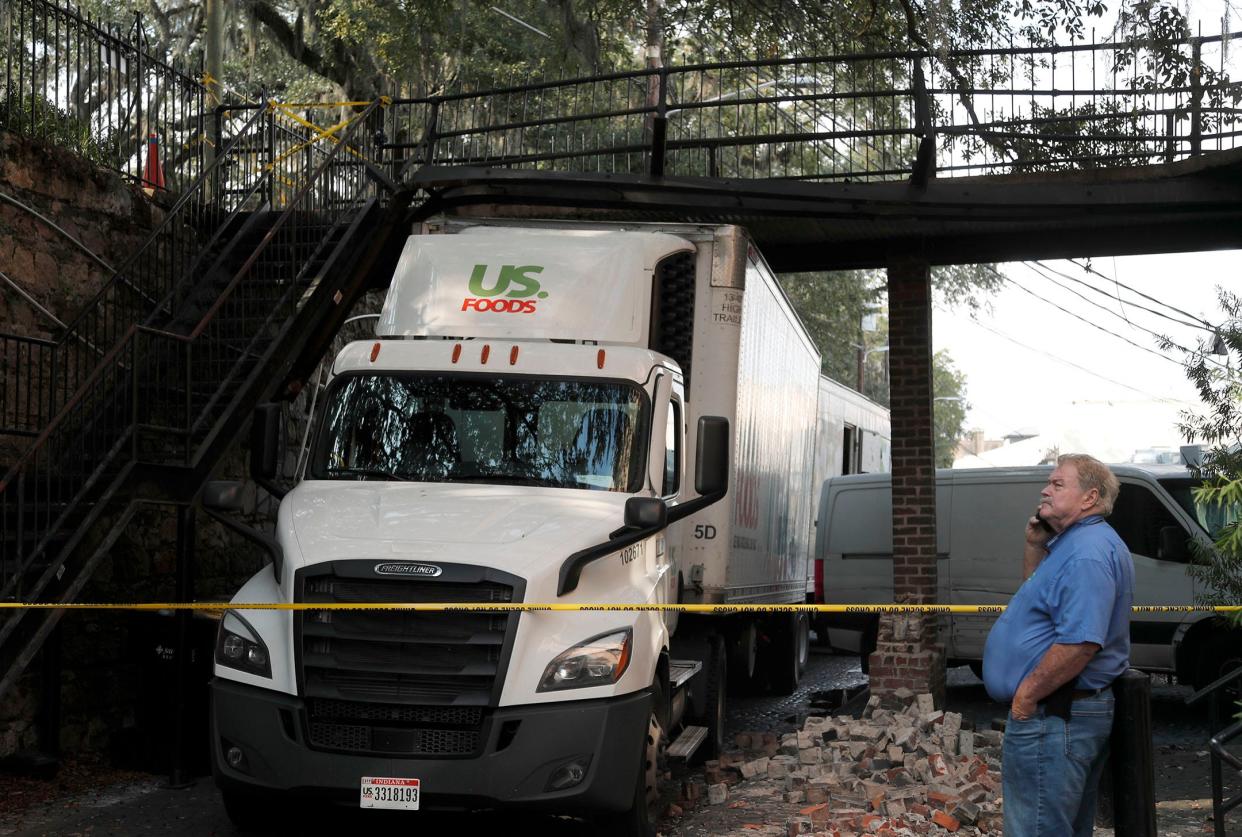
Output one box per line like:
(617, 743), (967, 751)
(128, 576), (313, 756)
(1063, 258), (1216, 330)
(1031, 260), (1212, 332)
(1001, 264), (1229, 371)
(1020, 262), (1204, 355)
(938, 305), (1187, 404)
(998, 272), (1187, 367)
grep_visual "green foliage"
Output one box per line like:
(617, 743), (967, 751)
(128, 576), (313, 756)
(0, 88), (118, 169)
(933, 351), (969, 467)
(1168, 289), (1242, 607)
(778, 270), (973, 466)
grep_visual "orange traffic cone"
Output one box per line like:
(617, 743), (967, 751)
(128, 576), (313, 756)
(142, 133), (165, 195)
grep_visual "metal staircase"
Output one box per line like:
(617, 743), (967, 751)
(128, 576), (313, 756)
(0, 99), (404, 701)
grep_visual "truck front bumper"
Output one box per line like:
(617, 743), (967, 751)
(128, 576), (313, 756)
(210, 678), (649, 813)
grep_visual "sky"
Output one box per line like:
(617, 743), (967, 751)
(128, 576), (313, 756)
(925, 0), (1241, 459)
(932, 250), (1237, 453)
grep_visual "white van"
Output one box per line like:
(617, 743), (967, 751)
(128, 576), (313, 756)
(815, 464), (1240, 691)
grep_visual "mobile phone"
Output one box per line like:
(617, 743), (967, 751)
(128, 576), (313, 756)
(1033, 509), (1053, 532)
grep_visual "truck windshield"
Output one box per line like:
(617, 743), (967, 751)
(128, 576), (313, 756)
(312, 374), (649, 492)
(1160, 478), (1241, 541)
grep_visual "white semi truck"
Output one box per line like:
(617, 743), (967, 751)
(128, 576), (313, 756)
(207, 219), (822, 834)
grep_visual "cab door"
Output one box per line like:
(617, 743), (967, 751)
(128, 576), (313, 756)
(651, 373), (686, 635)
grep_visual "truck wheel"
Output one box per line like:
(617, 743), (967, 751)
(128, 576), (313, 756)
(690, 633), (725, 764)
(603, 711), (663, 837)
(766, 613), (804, 696)
(796, 612), (811, 677)
(221, 788), (278, 834)
(728, 622), (759, 693)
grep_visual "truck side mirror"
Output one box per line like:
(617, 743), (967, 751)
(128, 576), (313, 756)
(624, 496), (668, 531)
(249, 404), (287, 499)
(695, 416), (730, 497)
(250, 404), (282, 482)
(1158, 525), (1190, 562)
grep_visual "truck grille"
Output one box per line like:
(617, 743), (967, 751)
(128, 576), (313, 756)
(296, 563), (522, 757)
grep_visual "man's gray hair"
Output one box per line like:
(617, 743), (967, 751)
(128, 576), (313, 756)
(1057, 453), (1120, 516)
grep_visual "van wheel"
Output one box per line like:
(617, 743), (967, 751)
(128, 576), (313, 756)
(859, 619), (878, 675)
(602, 711), (663, 837)
(1194, 628), (1242, 699)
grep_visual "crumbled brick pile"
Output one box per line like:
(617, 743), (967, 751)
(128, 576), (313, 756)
(666, 691), (1006, 836)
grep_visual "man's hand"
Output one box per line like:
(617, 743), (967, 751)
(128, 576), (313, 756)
(1011, 643), (1100, 721)
(1010, 688), (1038, 721)
(1025, 510), (1053, 549)
(1021, 507), (1054, 579)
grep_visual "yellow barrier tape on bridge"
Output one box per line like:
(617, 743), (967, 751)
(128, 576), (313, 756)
(0, 603), (1237, 614)
(266, 100), (386, 171)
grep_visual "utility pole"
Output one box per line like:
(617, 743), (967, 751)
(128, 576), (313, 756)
(204, 0), (224, 171)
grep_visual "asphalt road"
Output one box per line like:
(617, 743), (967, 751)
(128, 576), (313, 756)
(0, 648), (1221, 837)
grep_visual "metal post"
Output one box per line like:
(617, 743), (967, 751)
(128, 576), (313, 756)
(1110, 669), (1157, 837)
(168, 503), (196, 788)
(1190, 38), (1203, 156)
(649, 68), (668, 177)
(37, 623), (61, 759)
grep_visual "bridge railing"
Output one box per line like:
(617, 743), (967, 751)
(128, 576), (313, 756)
(383, 30), (1242, 183)
(0, 0), (205, 190)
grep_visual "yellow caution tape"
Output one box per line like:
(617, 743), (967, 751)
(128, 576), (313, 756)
(267, 103), (378, 169)
(0, 603), (1237, 614)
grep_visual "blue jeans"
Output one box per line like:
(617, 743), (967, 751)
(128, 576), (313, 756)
(1001, 692), (1114, 837)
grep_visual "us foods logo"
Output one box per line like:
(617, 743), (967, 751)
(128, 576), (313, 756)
(374, 562), (443, 578)
(461, 264), (548, 314)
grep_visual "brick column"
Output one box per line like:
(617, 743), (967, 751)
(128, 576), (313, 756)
(868, 258), (946, 706)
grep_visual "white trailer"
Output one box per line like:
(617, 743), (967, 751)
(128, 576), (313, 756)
(206, 219), (823, 835)
(808, 377), (891, 608)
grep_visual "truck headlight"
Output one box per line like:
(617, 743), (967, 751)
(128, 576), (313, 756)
(538, 629), (632, 692)
(215, 613), (272, 678)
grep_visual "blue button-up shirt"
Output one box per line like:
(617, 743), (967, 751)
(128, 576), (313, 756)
(982, 515), (1134, 703)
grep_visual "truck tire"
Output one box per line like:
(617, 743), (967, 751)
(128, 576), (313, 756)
(766, 612), (806, 696)
(728, 621), (759, 693)
(796, 612), (811, 677)
(602, 710), (663, 837)
(686, 633), (727, 761)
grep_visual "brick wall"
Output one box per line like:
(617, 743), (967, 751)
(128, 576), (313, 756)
(869, 258), (946, 705)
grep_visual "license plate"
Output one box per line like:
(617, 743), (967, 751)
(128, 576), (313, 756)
(360, 776), (420, 810)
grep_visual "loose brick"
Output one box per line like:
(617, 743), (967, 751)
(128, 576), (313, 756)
(951, 800), (981, 825)
(707, 782), (728, 805)
(931, 809), (961, 831)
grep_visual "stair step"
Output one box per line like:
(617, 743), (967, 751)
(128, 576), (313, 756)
(670, 659), (702, 688)
(667, 725), (709, 761)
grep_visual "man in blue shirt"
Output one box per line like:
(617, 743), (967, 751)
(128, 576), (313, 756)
(982, 454), (1134, 837)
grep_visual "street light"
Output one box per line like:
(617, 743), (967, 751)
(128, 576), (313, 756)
(851, 344), (889, 392)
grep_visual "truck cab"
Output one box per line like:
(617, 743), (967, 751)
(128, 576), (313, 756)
(209, 221), (753, 835)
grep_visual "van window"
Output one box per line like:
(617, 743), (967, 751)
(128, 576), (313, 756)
(1161, 478), (1240, 541)
(1109, 483), (1192, 563)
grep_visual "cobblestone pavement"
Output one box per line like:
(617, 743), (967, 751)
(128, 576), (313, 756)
(0, 646), (1233, 836)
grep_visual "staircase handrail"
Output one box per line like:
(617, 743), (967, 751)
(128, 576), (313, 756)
(55, 104), (271, 339)
(0, 99), (387, 493)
